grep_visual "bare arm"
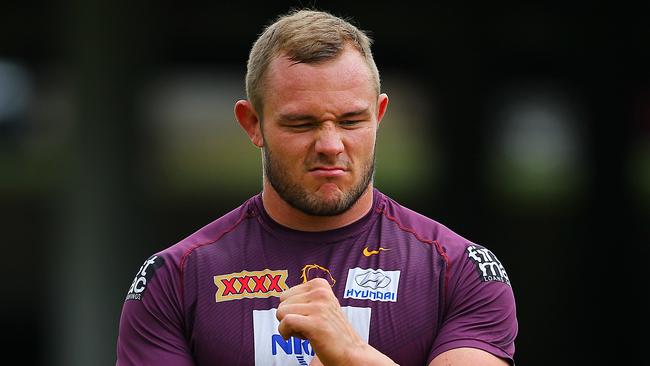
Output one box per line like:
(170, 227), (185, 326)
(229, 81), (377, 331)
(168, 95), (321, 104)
(277, 280), (513, 366)
(429, 347), (509, 366)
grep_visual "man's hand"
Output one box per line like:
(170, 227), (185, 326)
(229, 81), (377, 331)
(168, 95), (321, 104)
(276, 278), (397, 366)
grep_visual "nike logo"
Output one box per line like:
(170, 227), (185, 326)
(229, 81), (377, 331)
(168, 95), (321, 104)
(362, 247), (390, 257)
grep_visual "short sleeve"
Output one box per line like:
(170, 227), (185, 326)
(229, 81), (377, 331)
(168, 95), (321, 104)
(116, 254), (194, 366)
(428, 243), (518, 365)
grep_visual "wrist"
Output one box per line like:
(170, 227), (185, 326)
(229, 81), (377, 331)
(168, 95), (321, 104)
(342, 343), (399, 366)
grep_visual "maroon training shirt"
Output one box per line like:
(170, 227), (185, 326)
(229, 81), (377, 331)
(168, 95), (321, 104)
(116, 189), (517, 365)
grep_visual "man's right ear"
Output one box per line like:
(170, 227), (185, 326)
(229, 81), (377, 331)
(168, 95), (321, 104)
(234, 100), (264, 148)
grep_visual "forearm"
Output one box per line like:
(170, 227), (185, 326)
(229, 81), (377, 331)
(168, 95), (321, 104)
(338, 343), (399, 366)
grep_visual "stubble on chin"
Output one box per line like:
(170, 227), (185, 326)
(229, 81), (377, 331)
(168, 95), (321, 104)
(262, 147), (374, 217)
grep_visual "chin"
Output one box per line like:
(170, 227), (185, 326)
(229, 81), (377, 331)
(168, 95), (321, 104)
(315, 183), (346, 198)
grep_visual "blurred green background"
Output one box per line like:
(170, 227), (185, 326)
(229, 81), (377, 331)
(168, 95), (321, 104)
(0, 1), (647, 365)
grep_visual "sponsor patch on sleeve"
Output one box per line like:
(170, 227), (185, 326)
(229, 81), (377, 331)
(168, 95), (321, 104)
(466, 245), (511, 286)
(126, 255), (165, 301)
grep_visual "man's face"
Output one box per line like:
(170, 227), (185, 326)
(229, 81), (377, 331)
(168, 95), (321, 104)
(260, 47), (386, 216)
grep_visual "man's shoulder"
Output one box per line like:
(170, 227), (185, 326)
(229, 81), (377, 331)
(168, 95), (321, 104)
(379, 192), (437, 226)
(155, 194), (260, 264)
(377, 190), (475, 256)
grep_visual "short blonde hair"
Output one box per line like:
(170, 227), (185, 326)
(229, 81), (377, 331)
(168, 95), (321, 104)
(245, 9), (381, 114)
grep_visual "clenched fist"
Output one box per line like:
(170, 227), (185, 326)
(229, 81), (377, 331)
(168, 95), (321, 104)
(276, 278), (398, 366)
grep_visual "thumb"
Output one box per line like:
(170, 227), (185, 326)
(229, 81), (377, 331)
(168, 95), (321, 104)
(309, 355), (324, 366)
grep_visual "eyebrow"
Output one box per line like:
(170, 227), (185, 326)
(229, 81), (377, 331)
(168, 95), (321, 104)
(278, 108), (370, 122)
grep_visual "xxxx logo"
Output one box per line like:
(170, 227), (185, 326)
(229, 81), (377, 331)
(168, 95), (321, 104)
(214, 269), (289, 302)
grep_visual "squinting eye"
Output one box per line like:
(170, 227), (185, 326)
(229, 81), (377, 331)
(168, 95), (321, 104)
(291, 123), (313, 129)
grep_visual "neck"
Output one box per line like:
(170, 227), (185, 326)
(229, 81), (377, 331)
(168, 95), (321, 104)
(261, 180), (374, 232)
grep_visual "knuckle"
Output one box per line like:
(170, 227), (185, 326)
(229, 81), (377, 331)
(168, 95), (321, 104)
(278, 314), (300, 337)
(311, 287), (325, 299)
(275, 307), (285, 321)
(312, 286), (333, 300)
(311, 277), (330, 287)
(313, 302), (329, 314)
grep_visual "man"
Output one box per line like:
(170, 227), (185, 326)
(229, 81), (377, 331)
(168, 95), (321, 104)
(116, 9), (517, 366)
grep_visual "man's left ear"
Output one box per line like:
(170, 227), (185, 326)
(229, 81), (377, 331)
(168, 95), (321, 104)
(376, 93), (389, 125)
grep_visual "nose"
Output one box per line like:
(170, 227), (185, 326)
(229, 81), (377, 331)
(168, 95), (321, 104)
(314, 123), (344, 156)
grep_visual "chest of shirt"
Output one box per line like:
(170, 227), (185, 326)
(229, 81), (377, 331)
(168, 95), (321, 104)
(183, 231), (445, 365)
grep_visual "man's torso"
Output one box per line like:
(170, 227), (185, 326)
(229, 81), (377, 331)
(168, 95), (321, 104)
(182, 191), (445, 365)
